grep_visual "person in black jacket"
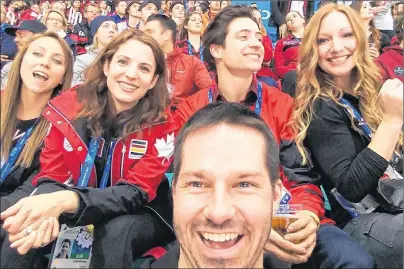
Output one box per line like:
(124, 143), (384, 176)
(293, 3), (403, 269)
(0, 31), (73, 249)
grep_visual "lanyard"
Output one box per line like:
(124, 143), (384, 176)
(187, 40), (203, 62)
(340, 98), (373, 138)
(1, 121), (38, 182)
(208, 82), (263, 116)
(77, 137), (116, 189)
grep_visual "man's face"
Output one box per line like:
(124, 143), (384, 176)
(52, 2), (66, 14)
(209, 1), (221, 11)
(173, 124), (281, 268)
(129, 3), (141, 18)
(15, 29), (34, 49)
(144, 20), (167, 47)
(85, 5), (101, 23)
(213, 17), (264, 74)
(116, 1), (127, 15)
(73, 0), (81, 9)
(141, 3), (158, 22)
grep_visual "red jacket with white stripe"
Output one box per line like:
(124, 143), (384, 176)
(32, 89), (180, 226)
(274, 34), (300, 79)
(173, 77), (333, 224)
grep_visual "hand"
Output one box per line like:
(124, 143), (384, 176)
(373, 6), (387, 14)
(379, 79), (403, 125)
(279, 24), (287, 39)
(265, 210), (318, 264)
(9, 217), (59, 255)
(1, 193), (65, 236)
(369, 47), (380, 59)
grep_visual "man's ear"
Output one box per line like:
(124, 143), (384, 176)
(103, 60), (109, 77)
(272, 179), (283, 213)
(209, 44), (222, 60)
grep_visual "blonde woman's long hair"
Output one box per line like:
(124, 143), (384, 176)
(293, 3), (403, 164)
(0, 32), (73, 168)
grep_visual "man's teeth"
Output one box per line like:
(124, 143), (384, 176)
(202, 233), (239, 242)
(119, 82), (136, 90)
(329, 56), (349, 63)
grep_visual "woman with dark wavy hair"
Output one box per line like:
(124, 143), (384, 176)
(1, 29), (177, 268)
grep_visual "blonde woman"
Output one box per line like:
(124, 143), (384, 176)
(293, 3), (403, 268)
(0, 31), (73, 248)
(41, 9), (77, 56)
(72, 16), (118, 86)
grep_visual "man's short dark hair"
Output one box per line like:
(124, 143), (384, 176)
(147, 14), (177, 43)
(173, 102), (280, 186)
(202, 5), (258, 72)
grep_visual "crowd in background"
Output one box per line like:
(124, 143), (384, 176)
(0, 1), (403, 269)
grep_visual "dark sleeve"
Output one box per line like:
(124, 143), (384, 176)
(270, 0), (285, 26)
(0, 173), (37, 212)
(380, 32), (391, 51)
(305, 98), (389, 202)
(307, 0), (315, 20)
(35, 180), (148, 226)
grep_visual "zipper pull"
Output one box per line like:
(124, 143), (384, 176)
(122, 145), (126, 153)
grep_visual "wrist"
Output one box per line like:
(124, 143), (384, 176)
(381, 119), (403, 129)
(55, 190), (80, 214)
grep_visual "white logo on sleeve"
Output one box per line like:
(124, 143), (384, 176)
(63, 138), (73, 152)
(154, 132), (175, 164)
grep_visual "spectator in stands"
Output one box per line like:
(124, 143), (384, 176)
(20, 0), (40, 21)
(391, 15), (402, 45)
(294, 3), (403, 269)
(1, 20), (47, 89)
(72, 16), (118, 86)
(41, 10), (77, 56)
(0, 4), (18, 69)
(350, 1), (390, 58)
(274, 11), (304, 79)
(375, 14), (404, 82)
(50, 1), (66, 16)
(118, 1), (141, 31)
(1, 29), (176, 269)
(201, 0), (221, 32)
(111, 0), (127, 24)
(373, 0), (395, 39)
(147, 102), (289, 268)
(270, 0), (315, 39)
(99, 0), (111, 15)
(177, 12), (204, 60)
(252, 7), (278, 88)
(67, 0), (83, 28)
(221, 0), (231, 9)
(70, 3), (101, 55)
(36, 1), (49, 20)
(175, 5), (376, 269)
(0, 31), (73, 251)
(145, 14), (211, 103)
(5, 0), (21, 25)
(138, 0), (160, 31)
(169, 1), (185, 40)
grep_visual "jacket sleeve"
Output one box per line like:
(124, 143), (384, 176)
(262, 36), (273, 63)
(32, 124), (72, 186)
(193, 57), (213, 92)
(374, 58), (388, 83)
(1, 61), (12, 90)
(274, 39), (294, 79)
(277, 93), (325, 218)
(305, 99), (389, 202)
(72, 57), (85, 86)
(270, 0), (285, 27)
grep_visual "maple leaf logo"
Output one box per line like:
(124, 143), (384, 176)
(154, 132), (175, 165)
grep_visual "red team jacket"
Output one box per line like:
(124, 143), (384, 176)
(257, 35), (278, 81)
(375, 46), (404, 82)
(174, 78), (332, 223)
(274, 34), (301, 79)
(166, 47), (212, 103)
(33, 90), (179, 202)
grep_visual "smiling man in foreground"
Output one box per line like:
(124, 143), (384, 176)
(147, 102), (289, 268)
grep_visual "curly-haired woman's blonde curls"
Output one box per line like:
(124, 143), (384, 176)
(293, 3), (403, 164)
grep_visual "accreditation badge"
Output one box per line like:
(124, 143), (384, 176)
(49, 224), (94, 268)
